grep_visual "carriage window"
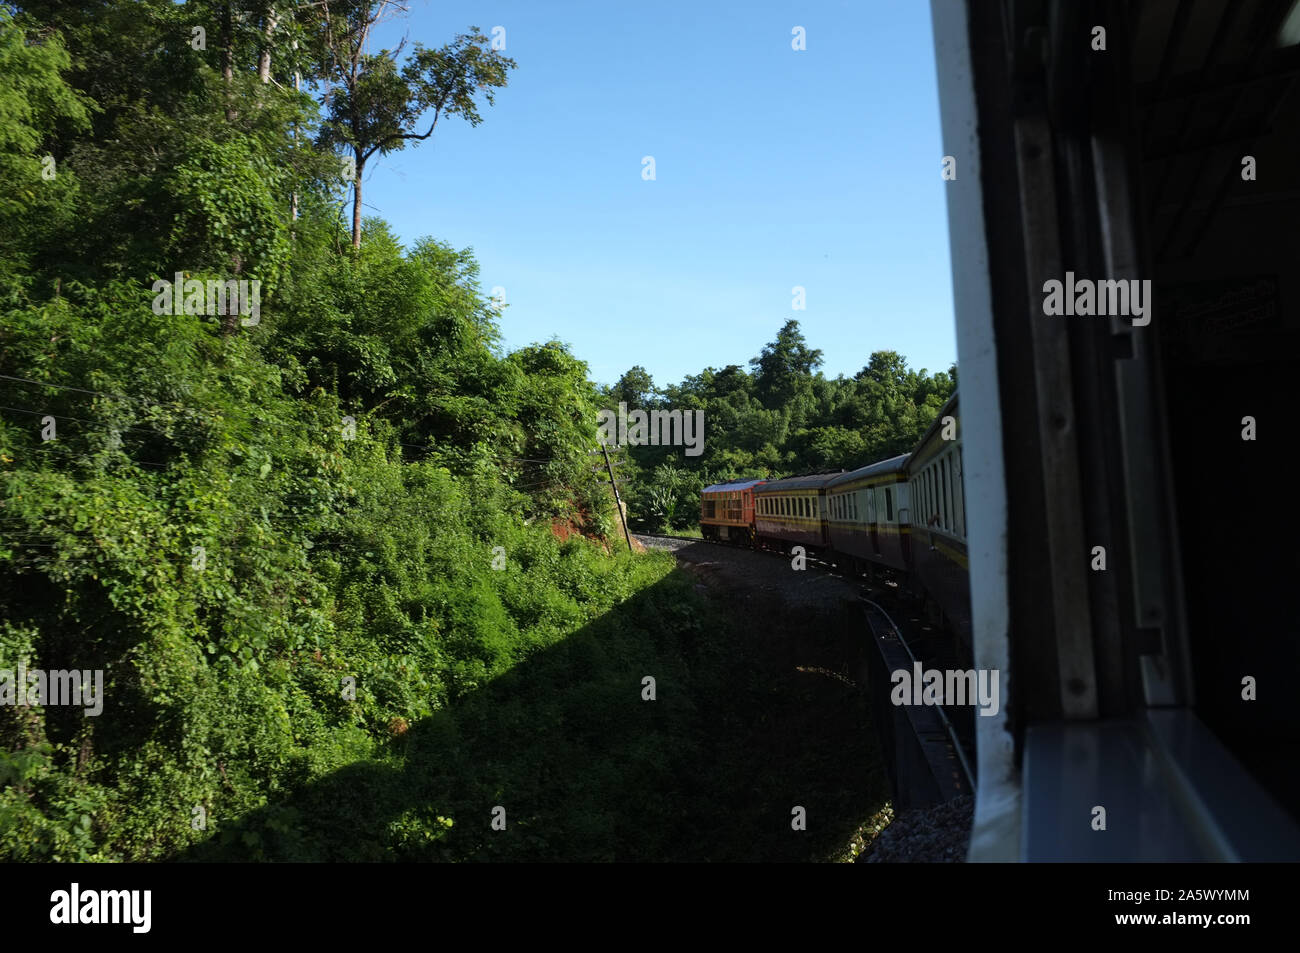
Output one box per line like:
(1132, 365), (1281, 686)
(940, 459), (949, 530)
(885, 487), (894, 521)
(946, 455), (956, 533)
(956, 449), (965, 538)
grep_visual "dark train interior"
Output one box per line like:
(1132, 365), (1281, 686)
(954, 0), (1300, 857)
(1135, 0), (1300, 828)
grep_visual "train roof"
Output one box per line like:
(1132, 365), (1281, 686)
(910, 390), (960, 456)
(826, 453), (911, 489)
(753, 471), (844, 493)
(701, 478), (765, 494)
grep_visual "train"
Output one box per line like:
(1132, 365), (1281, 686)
(700, 392), (970, 655)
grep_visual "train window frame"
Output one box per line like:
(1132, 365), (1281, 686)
(946, 453), (954, 533)
(954, 449), (965, 539)
(932, 463), (940, 530)
(931, 466), (938, 525)
(940, 457), (950, 531)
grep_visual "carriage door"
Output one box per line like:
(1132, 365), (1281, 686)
(896, 482), (910, 562)
(866, 487), (880, 553)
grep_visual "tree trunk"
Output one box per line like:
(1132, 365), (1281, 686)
(352, 154), (363, 249)
(258, 6), (277, 84)
(222, 2), (236, 121)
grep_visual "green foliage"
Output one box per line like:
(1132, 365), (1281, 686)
(0, 0), (625, 862)
(167, 137), (291, 294)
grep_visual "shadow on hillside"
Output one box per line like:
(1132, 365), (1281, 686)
(176, 565), (888, 862)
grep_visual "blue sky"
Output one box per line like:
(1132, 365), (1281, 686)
(362, 0), (956, 391)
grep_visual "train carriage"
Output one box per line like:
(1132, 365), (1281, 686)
(699, 478), (764, 543)
(905, 393), (972, 657)
(825, 454), (912, 576)
(753, 473), (839, 554)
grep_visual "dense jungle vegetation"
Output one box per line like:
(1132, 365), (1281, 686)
(0, 1), (926, 860)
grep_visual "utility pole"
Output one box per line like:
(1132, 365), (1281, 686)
(599, 442), (634, 552)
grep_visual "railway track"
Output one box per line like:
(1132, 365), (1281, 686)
(861, 599), (976, 795)
(634, 530), (978, 797)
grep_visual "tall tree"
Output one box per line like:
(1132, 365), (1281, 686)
(750, 320), (823, 409)
(610, 365), (656, 408)
(316, 3), (515, 248)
